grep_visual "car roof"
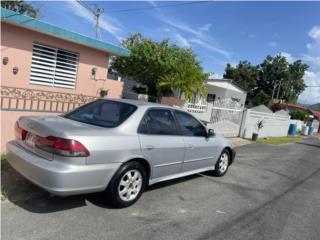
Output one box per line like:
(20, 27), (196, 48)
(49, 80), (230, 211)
(103, 98), (181, 110)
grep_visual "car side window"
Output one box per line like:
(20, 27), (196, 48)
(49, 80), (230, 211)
(139, 109), (178, 135)
(174, 111), (207, 137)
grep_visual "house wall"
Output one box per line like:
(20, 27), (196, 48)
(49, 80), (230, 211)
(206, 84), (246, 107)
(1, 23), (124, 153)
(205, 85), (226, 102)
(1, 23), (123, 98)
(224, 89), (246, 107)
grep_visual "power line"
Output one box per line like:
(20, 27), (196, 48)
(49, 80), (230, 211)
(104, 1), (210, 14)
(76, 0), (95, 15)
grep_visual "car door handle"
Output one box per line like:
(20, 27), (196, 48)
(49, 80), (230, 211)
(187, 144), (194, 149)
(145, 145), (155, 150)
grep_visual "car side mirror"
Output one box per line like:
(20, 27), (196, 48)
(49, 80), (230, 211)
(207, 129), (215, 137)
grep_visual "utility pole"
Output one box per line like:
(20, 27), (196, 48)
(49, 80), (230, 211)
(94, 7), (104, 39)
(76, 0), (104, 39)
(276, 79), (282, 99)
(271, 80), (278, 100)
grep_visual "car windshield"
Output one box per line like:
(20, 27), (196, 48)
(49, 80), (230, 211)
(64, 100), (137, 128)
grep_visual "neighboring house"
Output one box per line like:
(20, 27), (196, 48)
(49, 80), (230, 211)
(183, 78), (247, 137)
(185, 78), (247, 113)
(205, 78), (247, 107)
(0, 8), (130, 152)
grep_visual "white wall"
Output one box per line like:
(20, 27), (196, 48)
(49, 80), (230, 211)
(206, 85), (227, 102)
(206, 84), (246, 107)
(240, 109), (291, 138)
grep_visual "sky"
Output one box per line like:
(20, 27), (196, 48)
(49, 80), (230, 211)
(28, 1), (320, 104)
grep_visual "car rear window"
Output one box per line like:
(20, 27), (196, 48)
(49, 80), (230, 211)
(64, 100), (137, 128)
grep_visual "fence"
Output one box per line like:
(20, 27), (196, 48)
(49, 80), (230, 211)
(239, 109), (291, 139)
(0, 86), (98, 153)
(0, 86), (98, 113)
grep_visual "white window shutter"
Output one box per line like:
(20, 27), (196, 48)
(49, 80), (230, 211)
(30, 43), (79, 89)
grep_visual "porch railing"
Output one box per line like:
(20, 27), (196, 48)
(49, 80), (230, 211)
(185, 102), (207, 113)
(0, 86), (98, 113)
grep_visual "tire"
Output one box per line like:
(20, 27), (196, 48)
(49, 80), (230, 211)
(105, 161), (147, 208)
(213, 149), (230, 177)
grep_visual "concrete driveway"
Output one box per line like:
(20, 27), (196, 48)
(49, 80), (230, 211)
(2, 136), (320, 240)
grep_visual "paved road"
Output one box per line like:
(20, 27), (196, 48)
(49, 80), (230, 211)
(2, 137), (320, 240)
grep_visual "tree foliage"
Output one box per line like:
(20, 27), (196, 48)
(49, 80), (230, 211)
(1, 0), (38, 18)
(289, 109), (308, 121)
(223, 55), (308, 105)
(224, 61), (258, 92)
(111, 33), (208, 100)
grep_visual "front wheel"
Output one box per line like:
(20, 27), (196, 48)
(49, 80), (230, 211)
(213, 149), (230, 177)
(105, 161), (146, 208)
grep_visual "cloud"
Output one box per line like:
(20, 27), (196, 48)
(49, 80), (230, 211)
(149, 2), (231, 58)
(189, 38), (231, 58)
(280, 52), (296, 64)
(211, 73), (223, 79)
(303, 26), (320, 71)
(298, 71), (320, 104)
(161, 18), (231, 57)
(308, 26), (320, 40)
(160, 17), (202, 37)
(269, 41), (278, 47)
(298, 25), (320, 104)
(173, 33), (190, 47)
(199, 23), (212, 31)
(66, 1), (123, 42)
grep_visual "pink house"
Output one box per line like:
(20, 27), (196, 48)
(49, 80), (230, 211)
(0, 8), (130, 152)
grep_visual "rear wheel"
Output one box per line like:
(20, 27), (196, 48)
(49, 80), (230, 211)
(105, 161), (146, 208)
(213, 149), (230, 177)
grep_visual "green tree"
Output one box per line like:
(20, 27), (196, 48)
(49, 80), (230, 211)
(224, 54), (308, 106)
(111, 33), (207, 100)
(257, 55), (290, 98)
(253, 90), (270, 106)
(223, 61), (258, 92)
(257, 55), (307, 103)
(289, 109), (308, 121)
(1, 0), (38, 18)
(286, 60), (308, 102)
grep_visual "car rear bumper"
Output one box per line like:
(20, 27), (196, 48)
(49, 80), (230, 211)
(6, 141), (121, 196)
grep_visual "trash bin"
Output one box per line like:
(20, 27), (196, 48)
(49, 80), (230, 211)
(288, 124), (297, 135)
(308, 126), (314, 135)
(301, 126), (309, 136)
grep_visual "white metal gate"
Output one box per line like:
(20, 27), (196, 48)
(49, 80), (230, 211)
(207, 99), (244, 137)
(184, 98), (244, 137)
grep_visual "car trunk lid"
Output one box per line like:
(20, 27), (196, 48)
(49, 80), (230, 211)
(16, 115), (95, 160)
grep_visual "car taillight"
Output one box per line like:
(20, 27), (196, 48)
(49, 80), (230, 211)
(15, 121), (28, 140)
(36, 136), (89, 157)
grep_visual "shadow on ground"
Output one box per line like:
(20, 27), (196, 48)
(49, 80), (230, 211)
(296, 141), (320, 148)
(1, 162), (205, 213)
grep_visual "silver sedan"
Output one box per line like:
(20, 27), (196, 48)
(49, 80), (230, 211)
(7, 99), (235, 207)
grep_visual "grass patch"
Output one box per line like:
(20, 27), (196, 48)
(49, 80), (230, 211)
(1, 154), (9, 202)
(1, 154), (9, 171)
(256, 136), (303, 145)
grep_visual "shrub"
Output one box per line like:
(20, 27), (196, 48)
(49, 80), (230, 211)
(290, 109), (308, 121)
